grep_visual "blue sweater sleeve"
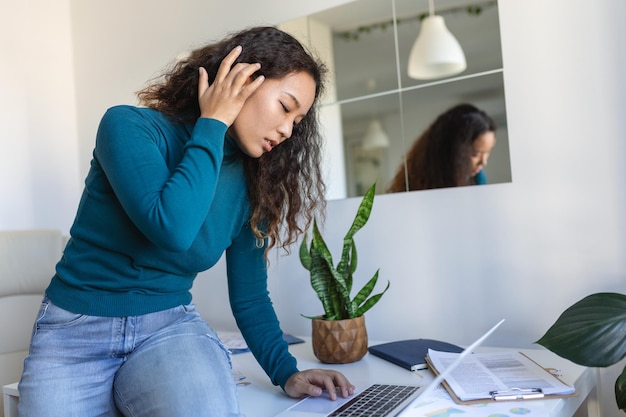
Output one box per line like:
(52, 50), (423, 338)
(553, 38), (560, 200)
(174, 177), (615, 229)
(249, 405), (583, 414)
(94, 106), (227, 251)
(474, 169), (487, 185)
(226, 225), (299, 390)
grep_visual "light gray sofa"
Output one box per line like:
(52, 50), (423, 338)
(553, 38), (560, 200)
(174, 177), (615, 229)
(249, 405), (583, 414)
(0, 230), (66, 416)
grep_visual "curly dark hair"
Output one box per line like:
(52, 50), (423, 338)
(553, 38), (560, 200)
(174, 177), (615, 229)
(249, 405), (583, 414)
(387, 103), (496, 192)
(137, 26), (327, 254)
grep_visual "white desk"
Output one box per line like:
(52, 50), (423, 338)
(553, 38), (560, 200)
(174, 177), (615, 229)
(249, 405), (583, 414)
(3, 342), (600, 417)
(2, 382), (18, 417)
(233, 341), (600, 417)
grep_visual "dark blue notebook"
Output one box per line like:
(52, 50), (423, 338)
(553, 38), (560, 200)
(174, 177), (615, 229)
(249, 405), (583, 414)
(368, 338), (463, 370)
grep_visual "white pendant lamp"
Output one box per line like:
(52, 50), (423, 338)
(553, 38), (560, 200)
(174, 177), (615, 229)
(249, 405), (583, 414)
(361, 119), (390, 149)
(407, 0), (467, 80)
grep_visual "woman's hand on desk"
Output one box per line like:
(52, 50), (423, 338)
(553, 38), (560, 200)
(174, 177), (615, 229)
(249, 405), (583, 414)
(284, 369), (355, 400)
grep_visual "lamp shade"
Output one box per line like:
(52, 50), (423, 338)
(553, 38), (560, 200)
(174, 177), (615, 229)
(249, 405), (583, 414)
(361, 119), (390, 149)
(407, 15), (466, 80)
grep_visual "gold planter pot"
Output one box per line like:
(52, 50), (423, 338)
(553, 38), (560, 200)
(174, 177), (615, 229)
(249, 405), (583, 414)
(311, 315), (368, 364)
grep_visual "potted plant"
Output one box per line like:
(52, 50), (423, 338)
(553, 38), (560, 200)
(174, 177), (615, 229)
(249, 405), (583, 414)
(536, 292), (626, 412)
(299, 182), (390, 364)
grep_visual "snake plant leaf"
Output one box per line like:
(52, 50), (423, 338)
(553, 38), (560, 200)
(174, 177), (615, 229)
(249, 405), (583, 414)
(311, 226), (348, 296)
(309, 242), (350, 320)
(536, 292), (626, 367)
(300, 182), (387, 321)
(310, 220), (356, 318)
(309, 222), (346, 319)
(311, 222), (350, 292)
(346, 182), (376, 236)
(299, 232), (311, 271)
(345, 238), (357, 294)
(617, 364), (626, 411)
(337, 183), (375, 278)
(308, 242), (336, 319)
(356, 279), (390, 317)
(337, 238), (353, 278)
(352, 269), (380, 307)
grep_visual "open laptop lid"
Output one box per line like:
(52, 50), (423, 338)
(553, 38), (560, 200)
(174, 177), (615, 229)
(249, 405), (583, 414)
(274, 319), (505, 417)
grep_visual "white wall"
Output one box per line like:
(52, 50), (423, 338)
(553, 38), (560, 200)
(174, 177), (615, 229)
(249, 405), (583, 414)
(0, 0), (81, 231)
(3, 0), (625, 415)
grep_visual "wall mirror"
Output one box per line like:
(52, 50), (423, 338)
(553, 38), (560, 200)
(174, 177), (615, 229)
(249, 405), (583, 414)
(280, 0), (510, 200)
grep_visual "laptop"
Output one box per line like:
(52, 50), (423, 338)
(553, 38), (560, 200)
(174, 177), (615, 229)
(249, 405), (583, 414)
(274, 319), (505, 417)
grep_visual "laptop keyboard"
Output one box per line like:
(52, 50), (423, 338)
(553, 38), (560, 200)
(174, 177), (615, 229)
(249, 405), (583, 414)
(329, 384), (420, 417)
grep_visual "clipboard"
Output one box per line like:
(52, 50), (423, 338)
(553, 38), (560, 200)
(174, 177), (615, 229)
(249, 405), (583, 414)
(425, 351), (578, 405)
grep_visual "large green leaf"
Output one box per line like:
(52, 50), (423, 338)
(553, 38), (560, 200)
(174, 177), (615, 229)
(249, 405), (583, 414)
(617, 364), (626, 411)
(536, 292), (626, 367)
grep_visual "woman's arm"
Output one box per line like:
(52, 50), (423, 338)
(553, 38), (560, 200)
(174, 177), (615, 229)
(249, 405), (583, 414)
(225, 225), (355, 398)
(94, 106), (227, 251)
(226, 224), (298, 389)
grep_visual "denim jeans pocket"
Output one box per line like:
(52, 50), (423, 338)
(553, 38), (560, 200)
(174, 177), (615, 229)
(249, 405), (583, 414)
(35, 297), (89, 330)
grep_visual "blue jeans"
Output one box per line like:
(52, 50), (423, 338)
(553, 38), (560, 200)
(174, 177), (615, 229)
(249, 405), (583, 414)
(18, 297), (242, 417)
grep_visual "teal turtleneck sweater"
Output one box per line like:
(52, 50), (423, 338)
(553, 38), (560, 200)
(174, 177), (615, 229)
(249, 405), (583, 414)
(46, 105), (298, 389)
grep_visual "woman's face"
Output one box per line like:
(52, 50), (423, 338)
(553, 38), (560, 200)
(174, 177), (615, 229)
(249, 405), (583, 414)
(228, 71), (316, 158)
(469, 131), (496, 176)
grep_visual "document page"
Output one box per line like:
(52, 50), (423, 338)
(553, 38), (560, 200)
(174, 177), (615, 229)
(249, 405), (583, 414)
(427, 349), (575, 401)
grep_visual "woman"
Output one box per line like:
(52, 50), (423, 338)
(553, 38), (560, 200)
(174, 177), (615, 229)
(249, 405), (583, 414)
(387, 103), (496, 192)
(18, 26), (354, 417)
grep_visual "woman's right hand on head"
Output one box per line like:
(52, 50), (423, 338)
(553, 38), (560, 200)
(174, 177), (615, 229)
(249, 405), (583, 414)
(197, 46), (265, 126)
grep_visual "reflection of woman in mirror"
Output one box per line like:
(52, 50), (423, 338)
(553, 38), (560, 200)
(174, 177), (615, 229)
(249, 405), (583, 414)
(387, 103), (496, 192)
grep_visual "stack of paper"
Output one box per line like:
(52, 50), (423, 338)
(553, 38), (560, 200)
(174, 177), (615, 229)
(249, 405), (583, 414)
(425, 349), (575, 404)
